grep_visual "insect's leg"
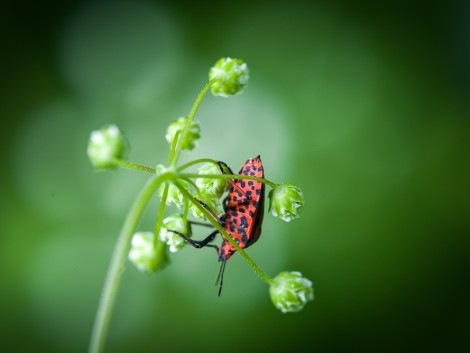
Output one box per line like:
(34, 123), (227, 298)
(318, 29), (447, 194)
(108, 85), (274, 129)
(167, 229), (219, 252)
(188, 220), (214, 228)
(216, 161), (233, 175)
(171, 198), (225, 253)
(217, 161), (236, 189)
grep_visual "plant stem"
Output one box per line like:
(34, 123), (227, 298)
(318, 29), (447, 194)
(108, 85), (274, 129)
(180, 172), (277, 188)
(167, 130), (181, 166)
(153, 183), (168, 250)
(176, 158), (219, 171)
(89, 175), (163, 353)
(114, 159), (156, 174)
(174, 181), (274, 285)
(170, 79), (216, 167)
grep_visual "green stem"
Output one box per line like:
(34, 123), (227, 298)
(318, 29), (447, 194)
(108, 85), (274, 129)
(180, 172), (277, 188)
(176, 158), (219, 172)
(153, 183), (169, 250)
(89, 175), (163, 353)
(170, 79), (216, 167)
(167, 130), (182, 166)
(174, 181), (273, 285)
(114, 159), (156, 174)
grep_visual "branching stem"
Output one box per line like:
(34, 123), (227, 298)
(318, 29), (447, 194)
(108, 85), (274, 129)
(89, 174), (164, 353)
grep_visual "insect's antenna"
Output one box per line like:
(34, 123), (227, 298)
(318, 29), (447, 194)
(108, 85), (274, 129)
(216, 260), (227, 297)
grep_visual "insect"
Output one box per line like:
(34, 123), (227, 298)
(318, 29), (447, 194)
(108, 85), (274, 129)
(171, 155), (265, 295)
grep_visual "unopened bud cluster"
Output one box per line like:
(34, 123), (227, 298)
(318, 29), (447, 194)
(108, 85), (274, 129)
(88, 57), (314, 315)
(165, 116), (201, 151)
(87, 125), (127, 170)
(128, 232), (160, 273)
(159, 214), (191, 252)
(209, 57), (249, 97)
(270, 271), (313, 313)
(269, 184), (305, 222)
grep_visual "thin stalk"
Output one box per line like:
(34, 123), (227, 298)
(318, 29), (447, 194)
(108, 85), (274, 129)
(89, 175), (163, 353)
(180, 172), (277, 188)
(170, 79), (216, 167)
(114, 159), (156, 174)
(176, 158), (219, 172)
(153, 183), (169, 250)
(167, 130), (182, 166)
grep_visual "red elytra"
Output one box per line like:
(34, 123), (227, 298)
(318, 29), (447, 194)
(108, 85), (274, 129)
(218, 155), (265, 261)
(169, 155), (266, 295)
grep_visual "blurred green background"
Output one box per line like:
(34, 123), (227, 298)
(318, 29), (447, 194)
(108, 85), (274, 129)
(1, 0), (469, 352)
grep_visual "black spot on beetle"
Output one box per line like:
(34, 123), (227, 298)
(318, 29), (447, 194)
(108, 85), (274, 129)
(237, 227), (246, 236)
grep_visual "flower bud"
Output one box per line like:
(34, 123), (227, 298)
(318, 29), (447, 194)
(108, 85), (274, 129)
(159, 214), (192, 252)
(268, 184), (305, 222)
(195, 163), (229, 198)
(165, 116), (200, 151)
(269, 271), (313, 313)
(209, 57), (249, 97)
(128, 232), (168, 273)
(155, 165), (190, 209)
(87, 124), (127, 170)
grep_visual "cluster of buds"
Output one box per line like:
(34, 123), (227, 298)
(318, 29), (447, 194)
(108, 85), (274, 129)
(270, 271), (313, 313)
(87, 125), (127, 170)
(88, 57), (313, 314)
(269, 184), (305, 222)
(209, 57), (249, 97)
(165, 116), (201, 151)
(128, 232), (167, 273)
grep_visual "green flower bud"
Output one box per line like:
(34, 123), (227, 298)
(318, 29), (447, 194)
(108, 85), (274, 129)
(155, 165), (190, 209)
(268, 184), (305, 222)
(190, 192), (223, 221)
(165, 116), (200, 151)
(128, 232), (168, 273)
(195, 163), (229, 198)
(209, 57), (249, 97)
(159, 214), (192, 253)
(87, 124), (127, 170)
(269, 271), (314, 313)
